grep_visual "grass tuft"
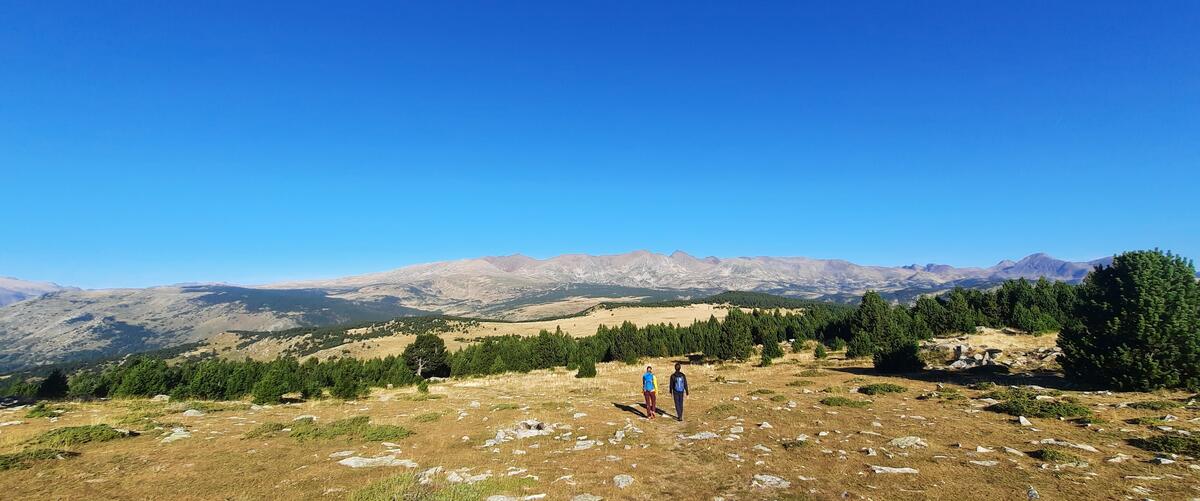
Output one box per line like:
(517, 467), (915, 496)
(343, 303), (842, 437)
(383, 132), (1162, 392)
(25, 402), (65, 418)
(857, 383), (907, 395)
(243, 422), (287, 439)
(412, 412), (442, 423)
(0, 449), (80, 471)
(1129, 434), (1200, 456)
(748, 389), (775, 396)
(705, 403), (737, 415)
(1030, 448), (1080, 463)
(350, 472), (535, 501)
(819, 396), (871, 408)
(1127, 400), (1181, 411)
(288, 416), (413, 442)
(30, 425), (127, 448)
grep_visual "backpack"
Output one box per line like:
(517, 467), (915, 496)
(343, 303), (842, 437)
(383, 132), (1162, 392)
(673, 374), (685, 392)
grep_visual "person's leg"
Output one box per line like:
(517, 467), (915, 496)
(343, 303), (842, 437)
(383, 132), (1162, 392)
(648, 392), (657, 418)
(674, 393), (684, 421)
(642, 391), (652, 418)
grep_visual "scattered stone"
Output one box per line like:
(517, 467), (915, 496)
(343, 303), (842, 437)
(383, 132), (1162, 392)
(975, 446), (994, 453)
(613, 474), (634, 489)
(1107, 453), (1132, 463)
(1035, 438), (1099, 453)
(329, 450), (355, 458)
(418, 467), (443, 485)
(753, 444), (772, 453)
(680, 431), (720, 440)
(338, 455), (418, 468)
(1004, 447), (1027, 457)
(969, 460), (999, 467)
(730, 426), (744, 434)
(181, 409), (205, 417)
(1151, 456), (1176, 465)
(751, 474), (791, 489)
(0, 421), (23, 427)
(574, 440), (598, 450)
(573, 413), (587, 419)
(1018, 416), (1033, 426)
(161, 427), (191, 443)
(759, 422), (773, 429)
(869, 465), (919, 474)
(151, 394), (170, 402)
(293, 415), (318, 421)
(888, 436), (928, 449)
(1027, 485), (1040, 499)
(571, 495), (603, 501)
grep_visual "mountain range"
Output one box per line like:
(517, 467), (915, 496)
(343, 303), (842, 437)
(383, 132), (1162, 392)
(0, 251), (1109, 371)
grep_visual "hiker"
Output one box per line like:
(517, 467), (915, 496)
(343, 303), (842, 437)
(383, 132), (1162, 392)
(641, 365), (658, 419)
(668, 362), (689, 421)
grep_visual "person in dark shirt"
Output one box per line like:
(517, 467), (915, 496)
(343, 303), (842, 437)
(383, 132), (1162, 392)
(668, 362), (689, 421)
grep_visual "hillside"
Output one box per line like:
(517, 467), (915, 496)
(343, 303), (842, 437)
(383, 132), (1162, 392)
(0, 251), (1108, 371)
(0, 277), (73, 307)
(2, 344), (1197, 500)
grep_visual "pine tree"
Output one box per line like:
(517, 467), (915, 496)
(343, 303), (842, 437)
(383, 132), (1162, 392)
(1058, 250), (1200, 390)
(575, 356), (597, 378)
(403, 334), (449, 378)
(36, 370), (69, 399)
(814, 343), (828, 359)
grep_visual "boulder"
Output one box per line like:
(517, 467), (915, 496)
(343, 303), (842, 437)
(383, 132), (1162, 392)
(337, 455), (418, 468)
(751, 474), (790, 489)
(613, 474), (634, 489)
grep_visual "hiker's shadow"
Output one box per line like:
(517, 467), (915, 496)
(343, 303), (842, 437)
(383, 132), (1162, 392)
(611, 402), (670, 419)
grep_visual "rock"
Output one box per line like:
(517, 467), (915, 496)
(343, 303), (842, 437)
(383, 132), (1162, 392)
(613, 474), (634, 489)
(888, 436), (928, 449)
(293, 415), (318, 421)
(869, 465), (919, 474)
(1027, 485), (1040, 499)
(573, 413), (587, 419)
(1035, 438), (1098, 453)
(1018, 416), (1033, 426)
(0, 421), (23, 427)
(338, 455), (418, 468)
(574, 440), (598, 450)
(571, 495), (603, 501)
(680, 431), (720, 440)
(181, 409), (205, 417)
(418, 466), (443, 485)
(729, 426), (744, 434)
(160, 427), (191, 443)
(1107, 453), (1132, 463)
(1004, 447), (1027, 457)
(329, 450), (355, 458)
(751, 474), (791, 489)
(753, 444), (772, 453)
(975, 446), (994, 453)
(759, 422), (773, 429)
(1151, 456), (1176, 465)
(969, 460), (999, 467)
(151, 394), (170, 402)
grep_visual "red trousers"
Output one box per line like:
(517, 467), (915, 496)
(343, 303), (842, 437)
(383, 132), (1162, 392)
(643, 390), (657, 418)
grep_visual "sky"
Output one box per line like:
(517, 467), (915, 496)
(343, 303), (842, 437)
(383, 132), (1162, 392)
(1, 1), (1197, 289)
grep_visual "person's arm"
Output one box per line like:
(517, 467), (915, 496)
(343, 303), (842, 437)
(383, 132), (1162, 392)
(684, 374), (689, 395)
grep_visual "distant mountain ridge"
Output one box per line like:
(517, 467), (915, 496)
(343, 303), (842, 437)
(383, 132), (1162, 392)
(0, 277), (75, 307)
(0, 251), (1110, 371)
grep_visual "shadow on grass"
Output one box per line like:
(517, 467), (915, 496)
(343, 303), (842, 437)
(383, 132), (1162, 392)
(825, 365), (1096, 392)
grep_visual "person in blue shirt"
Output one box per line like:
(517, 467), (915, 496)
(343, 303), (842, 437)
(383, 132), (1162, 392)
(668, 362), (689, 421)
(641, 366), (658, 419)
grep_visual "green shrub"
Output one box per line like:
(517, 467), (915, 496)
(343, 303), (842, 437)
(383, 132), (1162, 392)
(819, 396), (871, 408)
(1058, 250), (1200, 391)
(1031, 448), (1080, 463)
(748, 389), (775, 396)
(969, 382), (997, 391)
(1128, 416), (1168, 426)
(0, 449), (80, 471)
(769, 394), (788, 403)
(797, 369), (824, 377)
(349, 472), (534, 501)
(491, 403), (520, 411)
(30, 424), (127, 448)
(243, 422), (287, 438)
(814, 344), (828, 359)
(1128, 400), (1181, 410)
(986, 398), (1091, 419)
(1130, 434), (1200, 456)
(575, 357), (597, 378)
(786, 379), (815, 387)
(288, 416), (412, 442)
(416, 380), (429, 394)
(858, 383), (907, 395)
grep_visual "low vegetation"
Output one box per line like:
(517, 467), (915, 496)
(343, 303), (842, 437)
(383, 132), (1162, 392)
(857, 383), (907, 395)
(1030, 448), (1081, 464)
(1127, 400), (1181, 410)
(350, 472), (535, 501)
(0, 449), (79, 471)
(1130, 435), (1200, 456)
(288, 416), (413, 442)
(819, 396), (871, 408)
(30, 424), (128, 448)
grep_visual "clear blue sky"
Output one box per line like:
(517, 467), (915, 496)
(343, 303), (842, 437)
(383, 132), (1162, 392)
(2, 1), (1197, 289)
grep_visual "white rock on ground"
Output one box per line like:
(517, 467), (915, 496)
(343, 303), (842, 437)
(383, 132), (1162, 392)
(1018, 416), (1033, 426)
(293, 415), (318, 421)
(0, 421), (23, 427)
(571, 495), (603, 501)
(751, 474), (790, 489)
(969, 460), (999, 467)
(160, 427), (191, 443)
(888, 436), (928, 449)
(869, 465), (919, 474)
(679, 431), (719, 440)
(328, 450), (355, 458)
(613, 474), (634, 488)
(337, 456), (418, 468)
(181, 409), (205, 417)
(1035, 438), (1099, 453)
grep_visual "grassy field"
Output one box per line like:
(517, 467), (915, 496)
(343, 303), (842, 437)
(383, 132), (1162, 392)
(2, 339), (1199, 499)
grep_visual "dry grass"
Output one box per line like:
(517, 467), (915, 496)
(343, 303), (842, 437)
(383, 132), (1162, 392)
(1, 327), (1198, 500)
